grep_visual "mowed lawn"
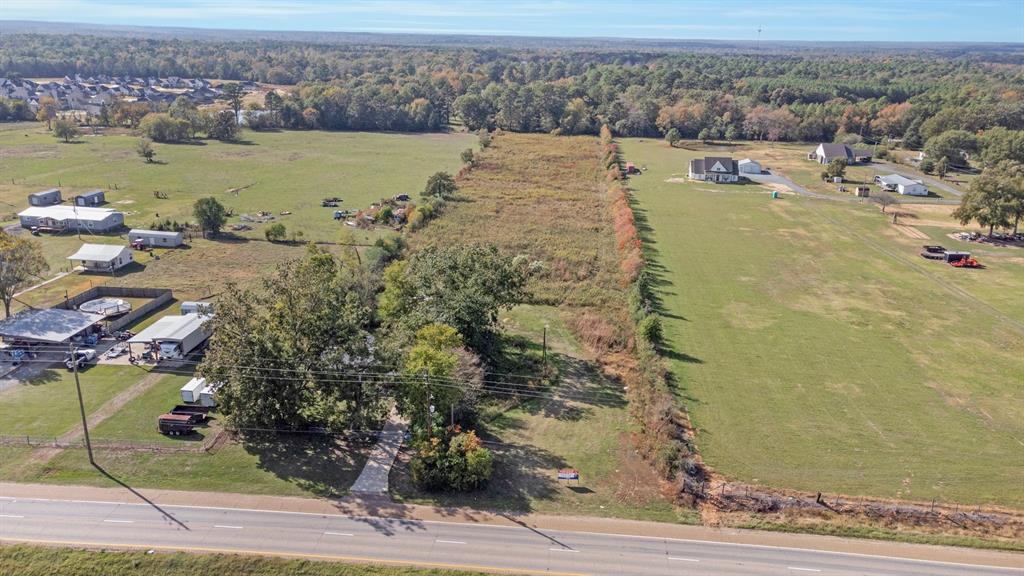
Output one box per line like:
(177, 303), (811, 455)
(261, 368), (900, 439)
(0, 365), (147, 438)
(621, 138), (1024, 507)
(0, 122), (473, 243)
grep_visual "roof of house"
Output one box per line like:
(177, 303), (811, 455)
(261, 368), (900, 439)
(18, 205), (120, 222)
(738, 158), (759, 165)
(129, 314), (210, 344)
(77, 189), (104, 198)
(129, 229), (182, 238)
(877, 174), (923, 187)
(0, 308), (103, 343)
(29, 188), (60, 197)
(67, 243), (131, 263)
(816, 143), (873, 161)
(690, 157), (739, 175)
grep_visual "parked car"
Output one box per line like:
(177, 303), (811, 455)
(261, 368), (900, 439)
(64, 349), (97, 370)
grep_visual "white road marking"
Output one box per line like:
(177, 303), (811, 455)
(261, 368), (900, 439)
(0, 514), (24, 519)
(103, 520), (133, 523)
(214, 525), (243, 529)
(788, 568), (822, 573)
(324, 532), (354, 536)
(668, 557), (700, 562)
(436, 539), (466, 544)
(549, 547), (579, 553)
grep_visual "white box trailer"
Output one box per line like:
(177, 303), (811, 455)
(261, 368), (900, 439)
(180, 377), (206, 403)
(198, 383), (219, 407)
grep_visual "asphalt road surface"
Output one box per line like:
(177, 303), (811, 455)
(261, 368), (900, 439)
(1, 497), (1020, 576)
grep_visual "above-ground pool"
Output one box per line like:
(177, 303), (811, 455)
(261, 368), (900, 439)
(79, 297), (132, 317)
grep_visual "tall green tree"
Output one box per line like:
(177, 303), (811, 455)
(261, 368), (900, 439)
(193, 197), (228, 238)
(199, 247), (382, 430)
(0, 231), (49, 318)
(207, 110), (239, 141)
(380, 245), (531, 355)
(220, 82), (244, 117)
(52, 118), (79, 143)
(953, 163), (1015, 236)
(422, 171), (458, 200)
(924, 130), (978, 167)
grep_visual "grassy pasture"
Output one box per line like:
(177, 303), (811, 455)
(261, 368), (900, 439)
(621, 138), (1024, 507)
(391, 133), (683, 522)
(0, 121), (472, 248)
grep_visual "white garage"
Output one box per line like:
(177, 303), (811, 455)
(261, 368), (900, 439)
(876, 174), (929, 196)
(738, 158), (762, 174)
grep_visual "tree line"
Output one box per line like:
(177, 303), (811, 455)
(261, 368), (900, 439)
(2, 33), (1022, 148)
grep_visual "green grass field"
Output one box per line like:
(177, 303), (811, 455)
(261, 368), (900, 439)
(0, 365), (147, 438)
(0, 122), (472, 242)
(0, 545), (488, 576)
(621, 138), (1024, 507)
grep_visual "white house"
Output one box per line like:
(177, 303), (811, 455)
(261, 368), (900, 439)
(809, 143), (872, 165)
(129, 229), (184, 247)
(688, 156), (739, 183)
(67, 244), (133, 272)
(875, 174), (928, 196)
(18, 205), (124, 233)
(738, 158), (762, 174)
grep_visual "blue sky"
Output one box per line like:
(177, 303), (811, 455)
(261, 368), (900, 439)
(3, 0), (1023, 42)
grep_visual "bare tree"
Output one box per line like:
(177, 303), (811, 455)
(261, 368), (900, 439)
(873, 191), (898, 214)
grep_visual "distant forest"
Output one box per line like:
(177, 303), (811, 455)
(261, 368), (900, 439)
(1, 32), (1023, 147)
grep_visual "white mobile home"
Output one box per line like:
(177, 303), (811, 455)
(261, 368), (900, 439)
(67, 244), (133, 272)
(18, 205), (124, 233)
(129, 229), (184, 247)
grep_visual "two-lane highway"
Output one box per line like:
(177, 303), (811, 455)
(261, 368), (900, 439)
(0, 496), (1020, 575)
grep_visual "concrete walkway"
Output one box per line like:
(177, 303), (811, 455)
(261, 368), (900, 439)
(349, 416), (407, 495)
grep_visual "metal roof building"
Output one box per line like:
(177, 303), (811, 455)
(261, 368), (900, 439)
(67, 243), (133, 272)
(18, 205), (124, 232)
(0, 308), (104, 343)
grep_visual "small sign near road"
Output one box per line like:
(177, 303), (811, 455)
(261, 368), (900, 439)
(557, 468), (580, 481)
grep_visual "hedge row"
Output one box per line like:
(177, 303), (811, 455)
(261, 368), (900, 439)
(599, 125), (706, 502)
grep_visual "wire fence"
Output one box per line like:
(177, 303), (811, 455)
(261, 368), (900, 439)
(0, 433), (216, 453)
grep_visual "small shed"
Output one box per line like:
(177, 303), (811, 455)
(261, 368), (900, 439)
(180, 377), (205, 403)
(68, 244), (133, 273)
(129, 229), (184, 248)
(74, 190), (105, 207)
(738, 158), (761, 174)
(855, 186), (870, 197)
(28, 189), (62, 206)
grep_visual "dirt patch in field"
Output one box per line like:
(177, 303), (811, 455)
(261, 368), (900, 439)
(721, 301), (777, 330)
(1, 145), (59, 159)
(894, 204), (959, 228)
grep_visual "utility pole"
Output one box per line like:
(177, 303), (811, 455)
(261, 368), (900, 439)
(70, 343), (94, 466)
(542, 323), (548, 369)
